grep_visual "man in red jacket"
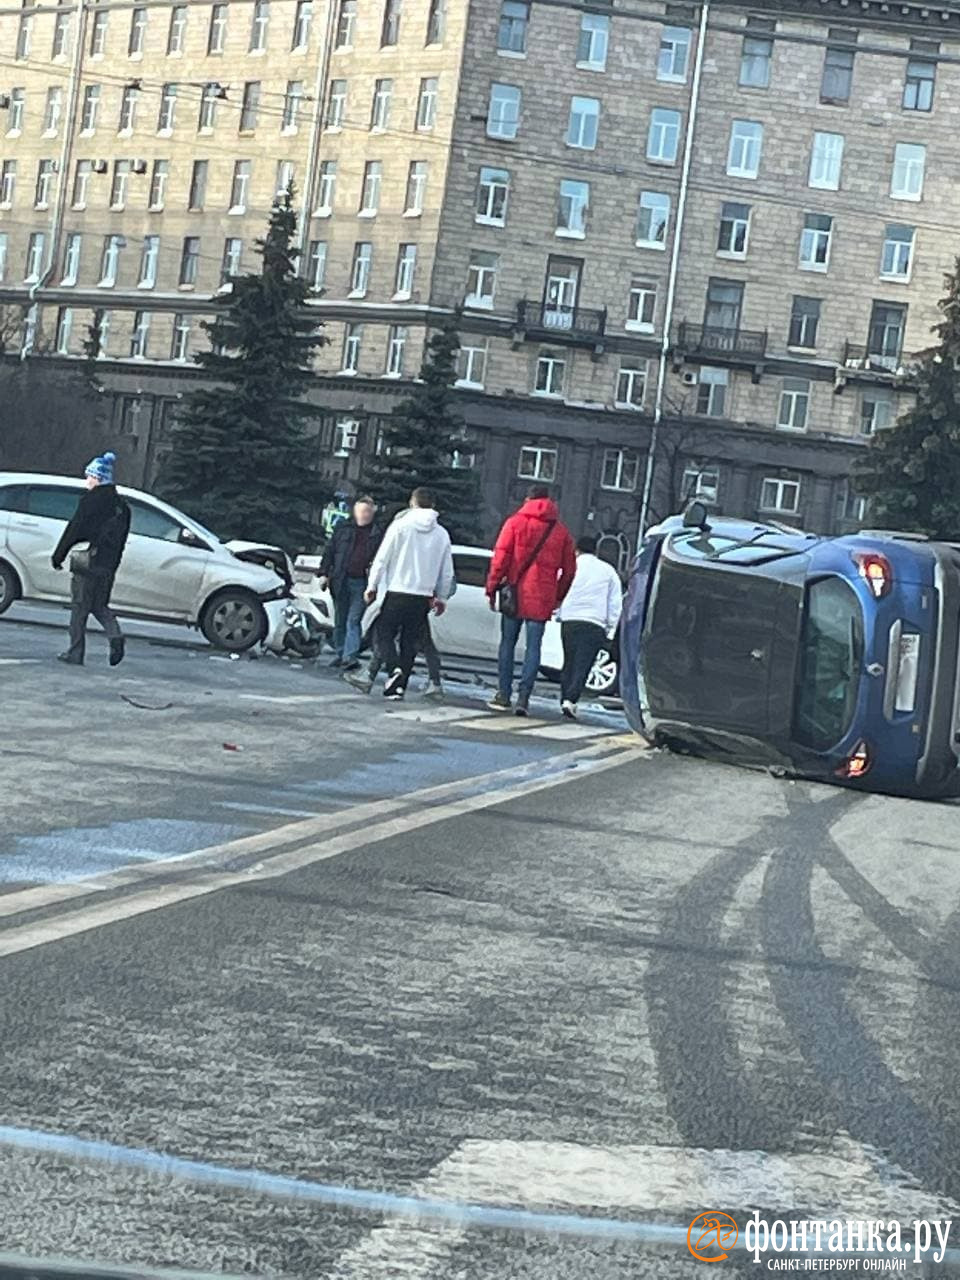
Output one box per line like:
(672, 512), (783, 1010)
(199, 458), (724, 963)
(485, 484), (576, 716)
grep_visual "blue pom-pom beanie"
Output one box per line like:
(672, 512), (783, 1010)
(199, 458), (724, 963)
(85, 451), (116, 484)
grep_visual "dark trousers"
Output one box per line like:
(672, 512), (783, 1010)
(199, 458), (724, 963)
(560, 620), (605, 704)
(66, 570), (122, 663)
(376, 592), (432, 691)
(368, 618), (441, 684)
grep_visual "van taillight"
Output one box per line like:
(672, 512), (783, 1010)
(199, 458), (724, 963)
(852, 552), (893, 599)
(837, 741), (871, 779)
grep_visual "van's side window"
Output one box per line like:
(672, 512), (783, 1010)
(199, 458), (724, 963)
(27, 486), (81, 522)
(0, 485), (31, 513)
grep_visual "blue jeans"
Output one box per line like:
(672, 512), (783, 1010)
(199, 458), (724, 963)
(498, 616), (546, 701)
(334, 577), (367, 662)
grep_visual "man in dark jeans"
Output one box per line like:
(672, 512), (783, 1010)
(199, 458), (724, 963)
(51, 451), (131, 667)
(319, 496), (381, 670)
(556, 535), (622, 719)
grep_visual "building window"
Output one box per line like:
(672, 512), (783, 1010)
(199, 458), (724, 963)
(717, 201), (750, 257)
(799, 212), (832, 272)
(386, 325), (407, 376)
(695, 367), (728, 417)
(788, 296), (821, 349)
(601, 449), (639, 491)
(98, 234), (121, 286)
(61, 232), (81, 284)
(868, 302), (906, 367)
(477, 167), (509, 225)
(179, 236), (199, 286)
(704, 278), (743, 332)
(282, 80), (304, 132)
(557, 178), (589, 237)
(658, 24), (690, 81)
(518, 445), (558, 481)
(90, 10), (108, 56)
(138, 235), (159, 287)
(15, 15), (32, 60)
(0, 232), (6, 283)
(682, 467), (719, 504)
(221, 236), (242, 283)
(566, 95), (599, 149)
(820, 31), (855, 105)
(326, 79), (346, 129)
(171, 313), (191, 361)
(208, 3), (227, 53)
(647, 107), (681, 164)
(128, 7), (146, 55)
(426, 0), (444, 44)
(350, 242), (372, 296)
(836, 483), (867, 526)
(43, 87), (63, 135)
(333, 418), (360, 455)
(497, 0), (528, 54)
(119, 84), (139, 132)
(359, 161), (381, 214)
(777, 378), (810, 431)
(55, 306), (73, 355)
(25, 232), (46, 283)
(119, 395), (143, 433)
(249, 0), (269, 51)
(465, 250), (498, 308)
(727, 120), (763, 178)
(534, 352), (565, 398)
(317, 160), (337, 213)
(405, 160), (427, 213)
(891, 142), (925, 201)
(760, 477), (800, 515)
(457, 340), (487, 388)
(34, 160), (55, 209)
(240, 81), (260, 131)
(275, 160), (296, 199)
(188, 159), (208, 210)
(615, 361), (647, 410)
(417, 77), (438, 129)
(860, 387), (894, 436)
(107, 159), (131, 210)
(636, 191), (670, 249)
(881, 223), (914, 280)
(341, 324), (362, 373)
(809, 131), (844, 190)
(292, 0), (312, 49)
(130, 310), (151, 359)
(167, 5), (187, 54)
(394, 243), (417, 297)
(149, 159), (169, 210)
(740, 33), (772, 88)
(10, 88), (26, 134)
(451, 445), (476, 471)
(381, 0), (401, 46)
(335, 0), (356, 48)
(230, 160), (251, 211)
(371, 78), (392, 130)
(903, 56), (935, 112)
(627, 278), (656, 332)
(0, 161), (15, 207)
(198, 82), (219, 130)
(157, 83), (177, 132)
(306, 240), (326, 291)
(577, 13), (608, 70)
(488, 83), (521, 139)
(90, 310), (110, 358)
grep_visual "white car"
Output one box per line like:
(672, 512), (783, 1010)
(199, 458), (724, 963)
(0, 472), (292, 651)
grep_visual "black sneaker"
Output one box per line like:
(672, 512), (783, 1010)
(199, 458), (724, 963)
(383, 668), (404, 699)
(385, 688), (405, 702)
(109, 637), (125, 667)
(57, 652), (83, 666)
(515, 696), (529, 718)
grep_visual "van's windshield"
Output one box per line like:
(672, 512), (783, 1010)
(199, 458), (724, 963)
(792, 576), (864, 751)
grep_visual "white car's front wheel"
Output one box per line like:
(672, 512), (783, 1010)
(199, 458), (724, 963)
(0, 562), (19, 616)
(584, 646), (619, 697)
(200, 589), (266, 652)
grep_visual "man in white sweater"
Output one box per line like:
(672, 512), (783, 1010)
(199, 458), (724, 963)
(555, 535), (623, 718)
(361, 487), (456, 701)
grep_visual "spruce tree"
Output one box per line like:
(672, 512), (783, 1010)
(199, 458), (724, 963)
(363, 315), (482, 542)
(158, 188), (324, 550)
(857, 257), (960, 538)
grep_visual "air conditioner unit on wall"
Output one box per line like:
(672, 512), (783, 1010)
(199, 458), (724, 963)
(682, 370), (698, 386)
(93, 159), (108, 174)
(131, 158), (148, 174)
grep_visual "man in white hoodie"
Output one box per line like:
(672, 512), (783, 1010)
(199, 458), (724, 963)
(556, 535), (623, 719)
(360, 487), (456, 701)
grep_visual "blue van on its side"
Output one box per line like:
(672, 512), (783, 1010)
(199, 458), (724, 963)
(620, 507), (960, 798)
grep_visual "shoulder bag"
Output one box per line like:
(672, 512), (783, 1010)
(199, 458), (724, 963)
(497, 521), (556, 619)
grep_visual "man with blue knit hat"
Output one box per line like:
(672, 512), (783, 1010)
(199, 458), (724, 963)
(51, 451), (131, 666)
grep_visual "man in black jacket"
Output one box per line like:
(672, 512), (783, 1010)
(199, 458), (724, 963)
(51, 451), (131, 667)
(318, 495), (381, 670)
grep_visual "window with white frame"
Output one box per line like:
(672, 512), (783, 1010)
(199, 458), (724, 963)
(317, 160), (336, 213)
(868, 301), (906, 366)
(249, 0), (270, 51)
(627, 278), (657, 332)
(198, 83), (219, 131)
(35, 160), (55, 209)
(15, 15), (32, 60)
(457, 340), (487, 387)
(171, 312), (191, 361)
(275, 159), (295, 197)
(566, 95), (599, 149)
(335, 0), (356, 47)
(341, 326), (362, 373)
(25, 232), (45, 282)
(557, 178), (589, 236)
(601, 448), (639, 491)
(359, 160), (382, 214)
(777, 378), (810, 431)
(518, 445), (557, 481)
(809, 131), (844, 190)
(138, 235), (159, 287)
(333, 418), (360, 454)
(881, 223), (914, 279)
(91, 309), (110, 357)
(681, 466), (719, 504)
(405, 160), (427, 213)
(465, 250), (498, 308)
(0, 161), (15, 207)
(157, 82), (177, 133)
(903, 56), (935, 112)
(451, 445), (476, 471)
(240, 80), (260, 131)
(636, 191), (670, 248)
(577, 13), (608, 70)
(859, 386), (894, 436)
(130, 310), (151, 359)
(55, 306), (72, 355)
(836, 483), (867, 525)
(788, 296), (820, 349)
(128, 7), (146, 55)
(760, 476), (800, 514)
(189, 158), (208, 210)
(149, 159), (168, 210)
(208, 3), (227, 52)
(739, 33), (772, 88)
(72, 159), (92, 208)
(230, 159), (251, 211)
(426, 0), (444, 44)
(61, 232), (81, 284)
(43, 87), (62, 135)
(371, 78), (392, 129)
(0, 232), (7, 283)
(168, 5), (187, 53)
(497, 0), (528, 54)
(799, 212), (832, 271)
(90, 10), (108, 56)
(647, 107), (680, 164)
(292, 0), (312, 47)
(717, 201), (750, 257)
(488, 83), (521, 139)
(109, 160), (131, 210)
(98, 234), (121, 286)
(326, 79), (346, 129)
(306, 239), (326, 291)
(350, 242), (372, 296)
(657, 25), (690, 81)
(534, 352), (565, 397)
(119, 84), (139, 132)
(394, 242), (416, 296)
(179, 236), (199, 286)
(282, 80), (304, 132)
(381, 0), (401, 46)
(615, 360), (647, 409)
(386, 325), (407, 376)
(727, 120), (763, 178)
(477, 167), (509, 224)
(891, 142), (925, 200)
(15, 88), (32, 133)
(417, 77), (438, 129)
(221, 236), (242, 283)
(695, 366), (728, 416)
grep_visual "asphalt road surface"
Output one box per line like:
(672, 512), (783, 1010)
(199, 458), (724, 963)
(2, 608), (960, 1277)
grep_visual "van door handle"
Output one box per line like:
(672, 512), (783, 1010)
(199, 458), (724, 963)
(12, 518), (39, 527)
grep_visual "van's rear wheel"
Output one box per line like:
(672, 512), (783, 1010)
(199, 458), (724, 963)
(0, 562), (20, 616)
(200, 589), (265, 652)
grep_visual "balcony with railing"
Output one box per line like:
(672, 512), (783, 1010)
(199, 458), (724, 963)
(840, 340), (901, 375)
(515, 300), (607, 351)
(674, 321), (768, 362)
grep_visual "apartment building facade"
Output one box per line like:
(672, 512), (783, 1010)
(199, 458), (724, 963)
(0, 0), (955, 559)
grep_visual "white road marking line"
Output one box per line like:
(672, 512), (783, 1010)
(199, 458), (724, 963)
(216, 802), (323, 818)
(0, 658), (41, 665)
(0, 742), (643, 952)
(458, 717), (544, 733)
(518, 723), (612, 740)
(237, 693), (356, 705)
